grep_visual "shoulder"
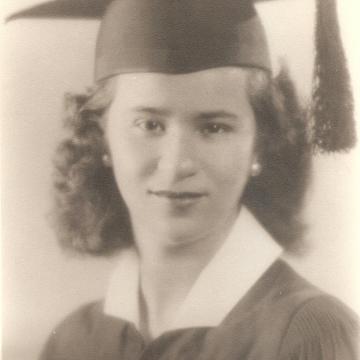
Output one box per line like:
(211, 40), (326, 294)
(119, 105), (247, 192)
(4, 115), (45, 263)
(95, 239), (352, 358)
(278, 286), (359, 359)
(247, 260), (359, 359)
(39, 300), (127, 360)
(49, 301), (104, 340)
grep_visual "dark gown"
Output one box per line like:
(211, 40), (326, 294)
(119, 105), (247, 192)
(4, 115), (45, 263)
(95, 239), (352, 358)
(39, 260), (359, 360)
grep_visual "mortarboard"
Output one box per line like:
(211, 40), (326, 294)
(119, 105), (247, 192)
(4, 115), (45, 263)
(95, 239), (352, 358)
(6, 0), (356, 152)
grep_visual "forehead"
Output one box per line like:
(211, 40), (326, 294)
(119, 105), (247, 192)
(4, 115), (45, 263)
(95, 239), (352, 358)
(110, 67), (251, 111)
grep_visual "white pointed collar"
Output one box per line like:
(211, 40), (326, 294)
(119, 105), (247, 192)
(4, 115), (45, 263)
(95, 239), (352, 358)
(104, 207), (282, 330)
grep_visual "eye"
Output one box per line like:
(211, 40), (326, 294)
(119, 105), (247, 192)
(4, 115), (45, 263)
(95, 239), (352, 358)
(201, 122), (232, 135)
(135, 118), (164, 134)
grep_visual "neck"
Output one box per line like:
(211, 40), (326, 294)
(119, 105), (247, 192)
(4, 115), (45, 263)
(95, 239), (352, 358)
(132, 213), (237, 339)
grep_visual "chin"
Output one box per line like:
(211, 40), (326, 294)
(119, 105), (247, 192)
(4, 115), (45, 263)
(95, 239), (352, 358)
(153, 217), (211, 246)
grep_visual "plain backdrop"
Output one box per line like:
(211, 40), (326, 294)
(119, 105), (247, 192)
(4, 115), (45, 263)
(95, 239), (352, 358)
(1, 1), (360, 359)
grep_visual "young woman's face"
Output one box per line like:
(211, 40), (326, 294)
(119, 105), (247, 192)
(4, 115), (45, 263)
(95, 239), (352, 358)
(106, 67), (258, 246)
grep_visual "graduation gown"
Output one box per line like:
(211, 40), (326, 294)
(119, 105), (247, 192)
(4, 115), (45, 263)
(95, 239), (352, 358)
(39, 209), (359, 360)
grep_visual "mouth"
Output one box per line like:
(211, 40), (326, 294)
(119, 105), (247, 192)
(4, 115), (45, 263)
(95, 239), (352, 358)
(148, 190), (207, 201)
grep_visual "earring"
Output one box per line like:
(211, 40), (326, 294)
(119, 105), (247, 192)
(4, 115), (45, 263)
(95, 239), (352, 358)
(250, 162), (262, 177)
(102, 154), (112, 167)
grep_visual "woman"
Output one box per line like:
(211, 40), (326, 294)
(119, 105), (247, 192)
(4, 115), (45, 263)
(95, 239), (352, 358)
(28, 0), (357, 358)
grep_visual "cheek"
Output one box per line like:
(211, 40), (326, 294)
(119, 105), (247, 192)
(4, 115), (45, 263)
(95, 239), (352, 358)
(107, 133), (155, 188)
(204, 138), (256, 187)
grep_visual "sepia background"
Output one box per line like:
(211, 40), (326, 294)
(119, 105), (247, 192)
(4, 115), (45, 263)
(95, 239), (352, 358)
(1, 0), (360, 359)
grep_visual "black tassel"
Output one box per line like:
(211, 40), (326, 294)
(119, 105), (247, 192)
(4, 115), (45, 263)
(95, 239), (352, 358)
(312, 0), (356, 152)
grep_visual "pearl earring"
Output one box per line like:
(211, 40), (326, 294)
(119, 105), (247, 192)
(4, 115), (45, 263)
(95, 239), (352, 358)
(250, 162), (262, 177)
(102, 154), (112, 167)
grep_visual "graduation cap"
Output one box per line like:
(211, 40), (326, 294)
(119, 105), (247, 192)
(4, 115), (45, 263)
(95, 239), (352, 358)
(7, 0), (356, 152)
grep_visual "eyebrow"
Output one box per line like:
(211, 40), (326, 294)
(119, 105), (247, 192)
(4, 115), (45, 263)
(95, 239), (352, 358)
(195, 111), (238, 121)
(131, 106), (171, 117)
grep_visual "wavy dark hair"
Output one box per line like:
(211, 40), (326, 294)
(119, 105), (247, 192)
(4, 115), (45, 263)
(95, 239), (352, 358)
(52, 67), (311, 255)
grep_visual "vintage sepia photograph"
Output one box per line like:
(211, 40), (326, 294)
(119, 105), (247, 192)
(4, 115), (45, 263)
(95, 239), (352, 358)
(1, 0), (360, 359)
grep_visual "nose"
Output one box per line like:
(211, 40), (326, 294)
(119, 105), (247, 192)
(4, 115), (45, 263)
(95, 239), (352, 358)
(157, 128), (197, 182)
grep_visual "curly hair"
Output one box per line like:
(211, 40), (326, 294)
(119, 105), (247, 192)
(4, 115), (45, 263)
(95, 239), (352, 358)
(243, 68), (311, 252)
(51, 67), (311, 255)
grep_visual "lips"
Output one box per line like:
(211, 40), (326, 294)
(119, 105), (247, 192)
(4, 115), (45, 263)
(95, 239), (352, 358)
(148, 190), (207, 199)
